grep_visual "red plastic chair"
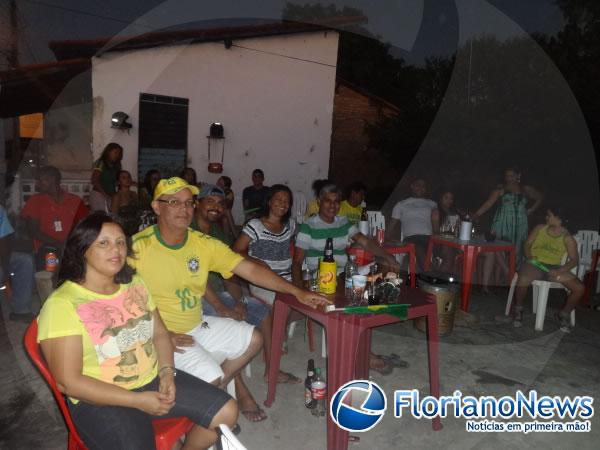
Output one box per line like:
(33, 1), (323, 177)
(23, 321), (194, 450)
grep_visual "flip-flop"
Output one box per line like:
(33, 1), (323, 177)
(370, 357), (393, 375)
(241, 406), (268, 423)
(381, 353), (410, 368)
(277, 371), (302, 384)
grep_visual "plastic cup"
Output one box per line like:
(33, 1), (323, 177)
(351, 275), (367, 304)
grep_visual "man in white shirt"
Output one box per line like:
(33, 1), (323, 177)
(388, 178), (438, 272)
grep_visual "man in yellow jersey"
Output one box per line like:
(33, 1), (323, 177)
(131, 177), (327, 398)
(338, 181), (367, 225)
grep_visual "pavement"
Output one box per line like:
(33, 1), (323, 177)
(1, 287), (599, 449)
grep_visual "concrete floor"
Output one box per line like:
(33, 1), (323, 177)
(1, 288), (599, 450)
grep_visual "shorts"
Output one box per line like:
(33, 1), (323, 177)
(202, 291), (270, 327)
(523, 261), (562, 281)
(68, 371), (231, 450)
(174, 315), (255, 383)
(249, 284), (276, 305)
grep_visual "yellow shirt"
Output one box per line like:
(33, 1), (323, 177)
(37, 276), (157, 401)
(531, 225), (567, 265)
(338, 200), (362, 225)
(131, 225), (243, 333)
(306, 198), (319, 219)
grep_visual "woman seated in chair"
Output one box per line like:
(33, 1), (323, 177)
(512, 206), (584, 332)
(37, 212), (238, 449)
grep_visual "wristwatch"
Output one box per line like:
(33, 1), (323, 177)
(159, 365), (177, 377)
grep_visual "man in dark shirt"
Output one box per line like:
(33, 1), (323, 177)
(242, 169), (269, 221)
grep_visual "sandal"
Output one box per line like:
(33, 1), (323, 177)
(275, 371), (302, 384)
(512, 306), (524, 328)
(554, 311), (571, 333)
(369, 356), (393, 375)
(381, 353), (409, 368)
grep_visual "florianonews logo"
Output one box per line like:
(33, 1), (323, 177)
(330, 380), (387, 432)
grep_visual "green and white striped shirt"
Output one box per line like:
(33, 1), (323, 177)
(296, 215), (359, 273)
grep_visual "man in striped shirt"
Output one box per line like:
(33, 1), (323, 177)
(292, 183), (399, 375)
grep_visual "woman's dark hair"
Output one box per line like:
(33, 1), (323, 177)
(180, 167), (198, 185)
(311, 178), (330, 197)
(219, 175), (232, 189)
(143, 169), (161, 196)
(58, 212), (135, 287)
(547, 204), (569, 226)
(262, 184), (293, 223)
(100, 142), (123, 167)
(436, 189), (456, 225)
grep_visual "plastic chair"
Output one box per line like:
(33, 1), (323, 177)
(505, 243), (580, 331)
(23, 321), (194, 450)
(216, 423), (248, 450)
(367, 210), (385, 236)
(574, 230), (600, 303)
(292, 190), (308, 225)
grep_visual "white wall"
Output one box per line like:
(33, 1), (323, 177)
(92, 31), (339, 222)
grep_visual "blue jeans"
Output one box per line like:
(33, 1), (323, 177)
(0, 252), (34, 314)
(202, 291), (270, 327)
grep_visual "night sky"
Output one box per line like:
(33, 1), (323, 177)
(3, 0), (565, 67)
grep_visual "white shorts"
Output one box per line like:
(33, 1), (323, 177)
(249, 284), (276, 305)
(174, 315), (255, 383)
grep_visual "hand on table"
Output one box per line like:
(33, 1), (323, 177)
(169, 332), (195, 353)
(295, 289), (330, 309)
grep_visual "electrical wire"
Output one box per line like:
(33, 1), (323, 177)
(231, 43), (336, 68)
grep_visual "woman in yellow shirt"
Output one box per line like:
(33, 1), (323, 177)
(37, 212), (237, 449)
(512, 206), (584, 332)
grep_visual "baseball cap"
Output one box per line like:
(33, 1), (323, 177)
(197, 184), (225, 199)
(153, 177), (199, 200)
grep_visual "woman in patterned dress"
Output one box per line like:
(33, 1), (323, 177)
(473, 167), (543, 293)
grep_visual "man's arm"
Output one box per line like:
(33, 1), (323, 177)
(204, 284), (244, 321)
(387, 218), (402, 241)
(291, 246), (306, 288)
(25, 218), (63, 249)
(352, 233), (399, 270)
(233, 258), (328, 308)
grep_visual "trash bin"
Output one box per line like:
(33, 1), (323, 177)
(414, 272), (459, 336)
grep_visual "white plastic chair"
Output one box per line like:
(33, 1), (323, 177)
(574, 230), (600, 292)
(292, 190), (308, 225)
(367, 210), (385, 236)
(505, 239), (581, 331)
(216, 423), (248, 450)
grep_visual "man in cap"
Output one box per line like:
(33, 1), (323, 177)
(131, 178), (326, 418)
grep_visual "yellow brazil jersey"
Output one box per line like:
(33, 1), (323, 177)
(338, 200), (362, 225)
(37, 275), (157, 402)
(130, 225), (243, 334)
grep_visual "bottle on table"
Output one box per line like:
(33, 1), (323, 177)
(305, 359), (316, 409)
(45, 248), (59, 272)
(319, 238), (337, 294)
(367, 263), (379, 305)
(302, 259), (313, 291)
(344, 255), (358, 298)
(359, 207), (369, 236)
(311, 367), (327, 417)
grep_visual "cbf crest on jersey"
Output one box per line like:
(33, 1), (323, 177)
(187, 256), (200, 273)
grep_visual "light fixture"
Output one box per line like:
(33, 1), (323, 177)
(207, 122), (225, 173)
(111, 111), (132, 130)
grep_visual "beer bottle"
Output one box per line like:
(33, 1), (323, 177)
(305, 359), (316, 408)
(319, 238), (337, 294)
(359, 207), (369, 236)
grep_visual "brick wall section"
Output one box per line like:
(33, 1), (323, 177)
(329, 81), (402, 197)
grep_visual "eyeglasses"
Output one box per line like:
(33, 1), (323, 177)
(156, 199), (196, 209)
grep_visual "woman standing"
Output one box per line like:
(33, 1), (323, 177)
(90, 143), (123, 212)
(473, 167), (543, 292)
(37, 212), (237, 449)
